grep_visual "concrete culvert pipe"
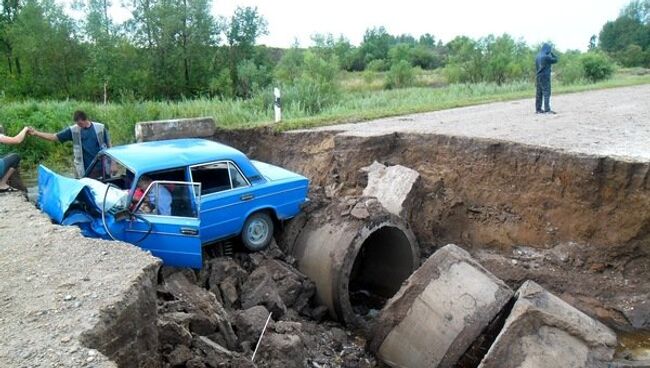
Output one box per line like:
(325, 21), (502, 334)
(285, 198), (419, 329)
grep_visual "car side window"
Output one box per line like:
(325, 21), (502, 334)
(191, 161), (249, 195)
(229, 163), (248, 189)
(134, 181), (200, 218)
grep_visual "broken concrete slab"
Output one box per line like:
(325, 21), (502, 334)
(369, 244), (513, 368)
(360, 161), (420, 218)
(478, 280), (617, 368)
(135, 117), (216, 142)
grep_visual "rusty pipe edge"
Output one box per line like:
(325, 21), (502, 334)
(286, 198), (420, 330)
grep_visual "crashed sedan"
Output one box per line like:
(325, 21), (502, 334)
(38, 139), (309, 268)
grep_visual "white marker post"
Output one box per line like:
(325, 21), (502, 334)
(274, 87), (282, 123)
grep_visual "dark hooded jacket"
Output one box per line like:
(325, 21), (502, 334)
(535, 43), (558, 78)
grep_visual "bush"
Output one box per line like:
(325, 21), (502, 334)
(366, 59), (389, 72)
(556, 52), (586, 85)
(581, 52), (615, 82)
(279, 51), (341, 114)
(210, 68), (235, 98)
(385, 60), (415, 89)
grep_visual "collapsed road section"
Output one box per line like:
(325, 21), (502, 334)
(0, 193), (161, 367)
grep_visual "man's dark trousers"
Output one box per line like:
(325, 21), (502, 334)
(536, 75), (551, 113)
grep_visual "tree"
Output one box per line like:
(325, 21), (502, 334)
(599, 16), (648, 53)
(359, 26), (394, 66)
(6, 0), (86, 98)
(621, 0), (650, 24)
(225, 6), (268, 97)
(588, 35), (597, 51)
(124, 0), (219, 98)
(0, 0), (23, 77)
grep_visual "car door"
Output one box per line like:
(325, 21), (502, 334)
(123, 180), (203, 268)
(190, 161), (256, 243)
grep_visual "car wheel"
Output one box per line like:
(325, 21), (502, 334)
(242, 212), (274, 251)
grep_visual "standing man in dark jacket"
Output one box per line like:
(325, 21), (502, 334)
(535, 43), (558, 114)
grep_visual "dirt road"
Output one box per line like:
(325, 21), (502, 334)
(303, 85), (650, 162)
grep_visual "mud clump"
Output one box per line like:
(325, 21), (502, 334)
(156, 241), (376, 368)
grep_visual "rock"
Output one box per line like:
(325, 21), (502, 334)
(350, 204), (370, 219)
(163, 272), (237, 349)
(234, 306), (272, 343)
(369, 244), (513, 368)
(135, 117), (216, 142)
(241, 259), (315, 317)
(158, 320), (192, 347)
(186, 358), (208, 368)
(360, 161), (421, 218)
(478, 280), (618, 368)
(193, 336), (236, 367)
(255, 333), (306, 368)
(240, 269), (287, 318)
(166, 345), (193, 366)
(202, 258), (248, 309)
(160, 266), (198, 284)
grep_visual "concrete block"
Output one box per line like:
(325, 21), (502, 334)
(369, 244), (513, 368)
(478, 280), (617, 368)
(135, 117), (216, 142)
(361, 161), (420, 218)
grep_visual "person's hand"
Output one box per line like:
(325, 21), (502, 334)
(27, 127), (36, 135)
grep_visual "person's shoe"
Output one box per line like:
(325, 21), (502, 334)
(544, 110), (557, 115)
(536, 110), (544, 114)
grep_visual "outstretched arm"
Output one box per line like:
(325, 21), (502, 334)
(31, 129), (60, 142)
(0, 127), (29, 145)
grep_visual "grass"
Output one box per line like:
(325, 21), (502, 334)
(1, 68), (649, 171)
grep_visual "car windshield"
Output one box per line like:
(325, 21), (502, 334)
(86, 154), (135, 191)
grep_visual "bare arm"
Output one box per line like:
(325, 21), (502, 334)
(0, 127), (29, 145)
(31, 130), (59, 142)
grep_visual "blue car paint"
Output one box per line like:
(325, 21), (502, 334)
(38, 139), (309, 269)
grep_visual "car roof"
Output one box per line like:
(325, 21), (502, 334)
(105, 139), (250, 174)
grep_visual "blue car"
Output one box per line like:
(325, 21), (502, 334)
(38, 139), (309, 268)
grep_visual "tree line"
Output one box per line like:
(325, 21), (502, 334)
(0, 0), (646, 103)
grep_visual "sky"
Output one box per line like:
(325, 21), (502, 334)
(104, 0), (630, 51)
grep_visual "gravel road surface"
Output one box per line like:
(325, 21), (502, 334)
(0, 193), (159, 367)
(303, 85), (650, 162)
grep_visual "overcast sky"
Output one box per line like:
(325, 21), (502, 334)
(105, 0), (629, 51)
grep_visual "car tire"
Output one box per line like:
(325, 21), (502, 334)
(242, 212), (274, 251)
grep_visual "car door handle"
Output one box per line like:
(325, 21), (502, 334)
(180, 228), (198, 236)
(240, 194), (255, 201)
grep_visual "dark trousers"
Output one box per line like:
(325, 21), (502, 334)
(535, 75), (552, 112)
(1, 153), (20, 177)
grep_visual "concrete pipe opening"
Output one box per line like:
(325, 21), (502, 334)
(349, 226), (416, 317)
(288, 201), (419, 330)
